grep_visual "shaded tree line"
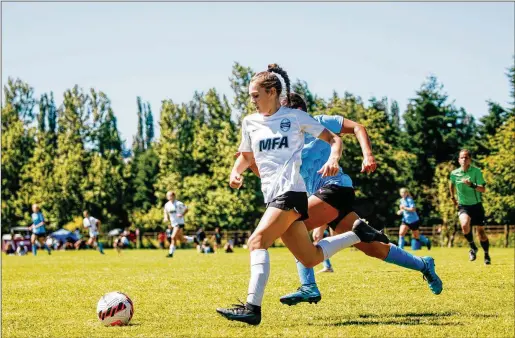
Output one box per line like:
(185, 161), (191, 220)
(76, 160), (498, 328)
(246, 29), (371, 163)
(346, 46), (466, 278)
(2, 59), (514, 233)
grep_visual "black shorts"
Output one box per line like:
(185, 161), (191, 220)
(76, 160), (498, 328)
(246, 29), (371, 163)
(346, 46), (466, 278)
(33, 232), (47, 239)
(267, 191), (309, 221)
(313, 185), (355, 230)
(173, 224), (185, 229)
(402, 220), (421, 231)
(458, 203), (485, 226)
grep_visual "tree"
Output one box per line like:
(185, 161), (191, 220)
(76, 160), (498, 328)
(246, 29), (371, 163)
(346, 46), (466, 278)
(432, 161), (459, 246)
(52, 86), (89, 226)
(481, 116), (515, 224)
(129, 148), (159, 212)
(144, 102), (154, 149)
(229, 62), (254, 124)
(17, 93), (59, 229)
(403, 76), (475, 186)
(291, 80), (326, 113)
(507, 56), (515, 115)
(133, 96), (145, 153)
(155, 100), (195, 201)
(473, 101), (508, 156)
(1, 78), (36, 231)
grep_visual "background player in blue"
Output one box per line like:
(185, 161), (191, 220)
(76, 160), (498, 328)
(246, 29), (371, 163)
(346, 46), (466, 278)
(397, 188), (431, 250)
(29, 204), (51, 255)
(242, 93), (442, 305)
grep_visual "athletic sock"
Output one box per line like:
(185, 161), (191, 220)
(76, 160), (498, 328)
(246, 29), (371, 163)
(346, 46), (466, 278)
(247, 249), (270, 307)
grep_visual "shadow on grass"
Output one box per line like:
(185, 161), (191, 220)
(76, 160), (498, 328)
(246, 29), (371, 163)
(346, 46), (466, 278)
(313, 311), (464, 327)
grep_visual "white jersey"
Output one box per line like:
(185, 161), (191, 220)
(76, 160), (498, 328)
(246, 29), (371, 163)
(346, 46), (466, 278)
(83, 216), (99, 236)
(164, 200), (187, 226)
(239, 106), (325, 203)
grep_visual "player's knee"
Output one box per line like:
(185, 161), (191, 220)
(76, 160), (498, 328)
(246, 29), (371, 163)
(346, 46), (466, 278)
(247, 233), (265, 251)
(301, 257), (319, 268)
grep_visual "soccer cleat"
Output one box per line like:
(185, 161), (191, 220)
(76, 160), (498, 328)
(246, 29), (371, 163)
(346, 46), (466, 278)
(317, 267), (334, 273)
(166, 253), (173, 258)
(216, 301), (261, 325)
(469, 249), (478, 261)
(352, 219), (390, 244)
(279, 284), (322, 306)
(421, 257), (443, 295)
(484, 253), (491, 265)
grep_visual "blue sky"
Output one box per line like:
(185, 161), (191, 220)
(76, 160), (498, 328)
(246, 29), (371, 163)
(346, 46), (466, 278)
(2, 2), (514, 145)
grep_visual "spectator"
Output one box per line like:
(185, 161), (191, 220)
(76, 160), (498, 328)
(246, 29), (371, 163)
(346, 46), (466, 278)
(158, 231), (166, 249)
(114, 228), (131, 253)
(5, 243), (15, 256)
(201, 238), (214, 254)
(224, 240), (234, 253)
(16, 245), (28, 256)
(213, 227), (223, 252)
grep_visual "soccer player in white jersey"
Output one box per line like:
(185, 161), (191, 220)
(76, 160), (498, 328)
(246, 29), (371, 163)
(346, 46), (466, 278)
(163, 191), (189, 258)
(216, 64), (389, 326)
(238, 93), (442, 308)
(82, 210), (105, 254)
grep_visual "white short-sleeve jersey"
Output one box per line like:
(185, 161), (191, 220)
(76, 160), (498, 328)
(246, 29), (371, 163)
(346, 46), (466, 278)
(83, 216), (99, 236)
(164, 200), (187, 226)
(238, 106), (325, 203)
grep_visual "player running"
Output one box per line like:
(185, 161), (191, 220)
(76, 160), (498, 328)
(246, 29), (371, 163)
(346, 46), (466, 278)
(83, 210), (105, 254)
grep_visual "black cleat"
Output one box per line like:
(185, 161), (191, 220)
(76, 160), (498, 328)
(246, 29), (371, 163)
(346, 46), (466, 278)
(426, 239), (432, 251)
(216, 301), (261, 326)
(352, 219), (390, 244)
(484, 253), (491, 265)
(469, 249), (477, 261)
(166, 253), (173, 258)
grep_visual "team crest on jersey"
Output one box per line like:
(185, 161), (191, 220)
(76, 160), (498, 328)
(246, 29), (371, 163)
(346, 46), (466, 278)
(280, 118), (291, 132)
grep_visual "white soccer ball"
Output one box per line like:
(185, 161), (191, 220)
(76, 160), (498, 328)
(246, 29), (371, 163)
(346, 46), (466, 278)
(96, 291), (134, 326)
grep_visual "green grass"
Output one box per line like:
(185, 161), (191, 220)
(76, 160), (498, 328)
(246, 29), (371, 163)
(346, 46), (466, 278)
(2, 247), (514, 337)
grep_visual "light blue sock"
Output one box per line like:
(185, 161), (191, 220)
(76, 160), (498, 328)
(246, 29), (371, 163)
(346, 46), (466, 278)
(418, 235), (429, 245)
(398, 236), (405, 249)
(296, 259), (316, 286)
(43, 244), (51, 253)
(385, 244), (426, 271)
(323, 259), (332, 269)
(98, 242), (104, 253)
(32, 245), (37, 256)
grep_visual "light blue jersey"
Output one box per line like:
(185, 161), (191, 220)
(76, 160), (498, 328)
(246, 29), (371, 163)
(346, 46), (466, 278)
(31, 212), (46, 235)
(300, 115), (353, 196)
(400, 197), (419, 224)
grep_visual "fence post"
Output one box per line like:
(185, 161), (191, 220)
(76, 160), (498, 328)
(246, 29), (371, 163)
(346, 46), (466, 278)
(505, 225), (509, 248)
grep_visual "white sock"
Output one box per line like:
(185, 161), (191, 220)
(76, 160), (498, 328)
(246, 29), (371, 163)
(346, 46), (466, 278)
(246, 249), (270, 307)
(169, 245), (176, 254)
(317, 232), (360, 260)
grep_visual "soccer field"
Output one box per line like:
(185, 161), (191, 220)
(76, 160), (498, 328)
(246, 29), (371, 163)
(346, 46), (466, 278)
(2, 247), (514, 338)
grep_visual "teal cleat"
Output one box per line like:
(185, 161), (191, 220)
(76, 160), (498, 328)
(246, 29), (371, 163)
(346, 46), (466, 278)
(279, 284), (321, 306)
(421, 257), (443, 295)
